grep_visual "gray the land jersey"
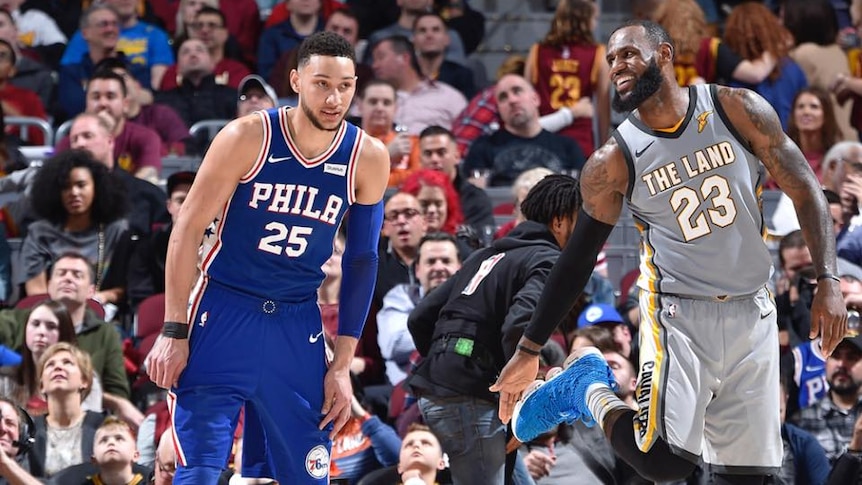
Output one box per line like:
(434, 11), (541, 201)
(613, 84), (772, 297)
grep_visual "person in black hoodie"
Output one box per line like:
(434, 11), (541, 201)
(406, 173), (581, 485)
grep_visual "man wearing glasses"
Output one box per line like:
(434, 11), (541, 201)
(375, 192), (428, 309)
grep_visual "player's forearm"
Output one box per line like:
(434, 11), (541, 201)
(330, 336), (359, 372)
(163, 220), (206, 324)
(523, 210), (614, 345)
(793, 186), (838, 277)
(337, 201), (383, 338)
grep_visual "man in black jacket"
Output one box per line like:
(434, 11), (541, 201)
(407, 174), (581, 485)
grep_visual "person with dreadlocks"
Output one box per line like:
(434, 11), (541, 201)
(721, 2), (807, 131)
(526, 0), (610, 156)
(405, 174), (581, 484)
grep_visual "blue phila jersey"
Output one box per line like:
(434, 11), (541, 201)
(791, 340), (827, 409)
(200, 107), (364, 301)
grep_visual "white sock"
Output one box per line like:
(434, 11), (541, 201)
(586, 383), (630, 431)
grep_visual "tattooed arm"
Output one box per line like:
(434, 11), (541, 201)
(716, 86), (847, 355)
(490, 142), (629, 422)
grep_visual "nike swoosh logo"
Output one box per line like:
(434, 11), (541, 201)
(308, 331), (323, 344)
(268, 154), (292, 163)
(804, 365), (823, 372)
(759, 307), (775, 319)
(634, 141), (654, 158)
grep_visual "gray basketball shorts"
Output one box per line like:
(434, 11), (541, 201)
(633, 287), (781, 474)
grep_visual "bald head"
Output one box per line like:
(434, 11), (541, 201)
(495, 74), (541, 134)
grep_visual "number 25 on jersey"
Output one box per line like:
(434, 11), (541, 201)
(258, 222), (313, 257)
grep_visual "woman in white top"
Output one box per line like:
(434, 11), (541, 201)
(27, 342), (105, 478)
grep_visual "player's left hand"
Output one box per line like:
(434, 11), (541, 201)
(319, 367), (352, 438)
(489, 351), (540, 424)
(810, 278), (848, 357)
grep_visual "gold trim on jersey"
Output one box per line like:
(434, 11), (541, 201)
(756, 183), (768, 241)
(654, 116), (685, 134)
(635, 219), (660, 293)
(634, 291), (664, 452)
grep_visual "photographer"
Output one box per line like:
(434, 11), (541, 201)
(775, 231), (815, 348)
(0, 397), (40, 485)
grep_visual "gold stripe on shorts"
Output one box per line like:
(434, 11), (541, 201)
(634, 291), (664, 452)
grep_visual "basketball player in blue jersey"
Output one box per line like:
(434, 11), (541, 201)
(490, 20), (848, 485)
(145, 31), (390, 484)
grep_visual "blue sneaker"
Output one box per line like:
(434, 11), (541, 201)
(511, 346), (616, 442)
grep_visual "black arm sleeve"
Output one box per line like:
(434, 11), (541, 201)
(523, 209), (615, 345)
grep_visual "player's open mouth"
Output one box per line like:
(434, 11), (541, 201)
(616, 77), (634, 92)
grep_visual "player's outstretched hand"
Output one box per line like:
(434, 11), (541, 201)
(810, 279), (848, 357)
(489, 351), (539, 424)
(146, 335), (190, 389)
(320, 367), (352, 439)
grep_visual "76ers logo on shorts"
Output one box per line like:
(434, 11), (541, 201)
(305, 445), (330, 479)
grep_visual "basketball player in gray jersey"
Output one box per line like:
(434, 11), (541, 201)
(489, 20), (847, 485)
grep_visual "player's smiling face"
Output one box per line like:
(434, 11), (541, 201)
(607, 26), (664, 112)
(293, 55), (356, 132)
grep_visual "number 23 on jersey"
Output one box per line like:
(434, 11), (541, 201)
(670, 175), (737, 242)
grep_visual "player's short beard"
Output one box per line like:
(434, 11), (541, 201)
(301, 99), (341, 132)
(612, 58), (663, 113)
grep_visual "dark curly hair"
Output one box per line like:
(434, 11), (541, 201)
(30, 149), (128, 225)
(297, 31), (356, 67)
(520, 173), (581, 225)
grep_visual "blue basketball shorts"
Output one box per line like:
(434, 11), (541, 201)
(168, 279), (332, 483)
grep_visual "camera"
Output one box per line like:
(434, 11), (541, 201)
(794, 265), (818, 310)
(849, 310), (860, 335)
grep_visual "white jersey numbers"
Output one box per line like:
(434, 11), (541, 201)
(462, 253), (506, 296)
(258, 222), (313, 257)
(670, 175), (737, 242)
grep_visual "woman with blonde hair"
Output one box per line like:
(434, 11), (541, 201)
(653, 0), (775, 86)
(722, 2), (808, 129)
(28, 342), (105, 478)
(526, 0), (609, 156)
